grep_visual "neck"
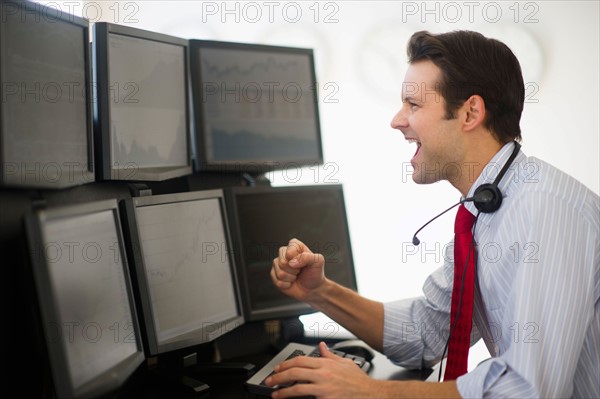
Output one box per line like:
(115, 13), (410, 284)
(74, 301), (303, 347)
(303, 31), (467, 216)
(452, 138), (503, 197)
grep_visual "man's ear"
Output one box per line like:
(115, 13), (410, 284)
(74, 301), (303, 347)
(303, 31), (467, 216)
(463, 95), (486, 131)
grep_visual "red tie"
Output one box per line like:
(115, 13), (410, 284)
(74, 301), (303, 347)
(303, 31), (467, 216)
(444, 204), (476, 380)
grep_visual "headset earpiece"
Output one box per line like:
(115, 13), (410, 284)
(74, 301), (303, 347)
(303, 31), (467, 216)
(472, 183), (503, 213)
(471, 141), (521, 214)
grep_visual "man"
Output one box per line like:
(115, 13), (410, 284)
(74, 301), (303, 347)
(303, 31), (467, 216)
(267, 31), (599, 398)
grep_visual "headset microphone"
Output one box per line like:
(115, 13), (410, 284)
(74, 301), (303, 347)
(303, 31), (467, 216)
(412, 200), (463, 246)
(412, 142), (521, 245)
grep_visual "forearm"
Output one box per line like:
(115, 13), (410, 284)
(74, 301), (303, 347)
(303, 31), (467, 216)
(306, 278), (384, 351)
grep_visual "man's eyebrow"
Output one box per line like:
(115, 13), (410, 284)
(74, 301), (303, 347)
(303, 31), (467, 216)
(402, 95), (421, 103)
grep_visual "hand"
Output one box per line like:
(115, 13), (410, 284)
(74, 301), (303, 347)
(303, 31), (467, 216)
(271, 238), (326, 302)
(265, 342), (376, 399)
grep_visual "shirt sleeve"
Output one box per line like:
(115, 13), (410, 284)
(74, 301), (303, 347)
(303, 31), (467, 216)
(383, 239), (482, 370)
(457, 191), (600, 398)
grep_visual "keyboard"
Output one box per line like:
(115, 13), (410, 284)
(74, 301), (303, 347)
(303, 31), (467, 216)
(245, 342), (371, 396)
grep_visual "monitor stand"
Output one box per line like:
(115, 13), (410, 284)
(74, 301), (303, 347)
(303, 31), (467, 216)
(150, 344), (255, 395)
(148, 366), (210, 395)
(180, 375), (210, 394)
(183, 350), (255, 376)
(191, 361), (255, 374)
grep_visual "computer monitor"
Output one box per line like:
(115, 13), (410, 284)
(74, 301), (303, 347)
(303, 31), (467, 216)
(225, 184), (358, 321)
(189, 40), (323, 173)
(24, 199), (145, 399)
(0, 0), (94, 188)
(93, 22), (192, 181)
(120, 190), (244, 357)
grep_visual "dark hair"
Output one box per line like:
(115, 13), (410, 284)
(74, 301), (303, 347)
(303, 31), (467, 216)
(407, 30), (524, 143)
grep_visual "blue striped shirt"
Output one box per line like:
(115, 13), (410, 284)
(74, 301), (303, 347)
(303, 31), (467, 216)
(383, 142), (600, 398)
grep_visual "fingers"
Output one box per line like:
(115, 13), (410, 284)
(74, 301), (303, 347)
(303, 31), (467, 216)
(292, 251), (325, 269)
(271, 238), (325, 293)
(271, 239), (318, 282)
(271, 246), (300, 289)
(285, 239), (324, 269)
(285, 240), (304, 267)
(270, 382), (318, 399)
(266, 348), (352, 399)
(277, 246), (300, 278)
(318, 341), (336, 359)
(274, 353), (324, 373)
(273, 344), (344, 375)
(270, 267), (295, 290)
(270, 381), (320, 399)
(285, 238), (307, 261)
(266, 357), (326, 398)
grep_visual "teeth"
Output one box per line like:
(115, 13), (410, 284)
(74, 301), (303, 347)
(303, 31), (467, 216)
(407, 139), (421, 146)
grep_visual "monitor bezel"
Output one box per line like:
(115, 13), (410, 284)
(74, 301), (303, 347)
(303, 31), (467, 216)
(189, 39), (324, 173)
(24, 199), (146, 399)
(120, 189), (245, 356)
(0, 0), (95, 189)
(93, 22), (193, 181)
(225, 184), (358, 321)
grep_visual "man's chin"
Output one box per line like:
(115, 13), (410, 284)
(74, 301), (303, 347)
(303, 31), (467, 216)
(411, 171), (440, 185)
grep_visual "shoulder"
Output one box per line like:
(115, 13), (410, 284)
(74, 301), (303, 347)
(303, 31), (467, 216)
(508, 156), (599, 226)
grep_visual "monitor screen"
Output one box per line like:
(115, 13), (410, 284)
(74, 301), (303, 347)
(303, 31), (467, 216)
(25, 199), (145, 399)
(226, 184), (357, 321)
(93, 22), (192, 181)
(190, 40), (323, 173)
(121, 190), (244, 356)
(0, 0), (94, 188)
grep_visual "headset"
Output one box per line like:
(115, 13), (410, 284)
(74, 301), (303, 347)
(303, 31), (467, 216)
(412, 141), (521, 246)
(468, 141), (522, 213)
(410, 141), (521, 381)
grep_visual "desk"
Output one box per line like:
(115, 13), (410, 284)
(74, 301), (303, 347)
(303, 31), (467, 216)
(369, 350), (437, 382)
(129, 345), (438, 398)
